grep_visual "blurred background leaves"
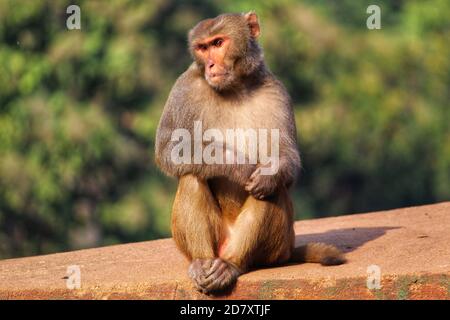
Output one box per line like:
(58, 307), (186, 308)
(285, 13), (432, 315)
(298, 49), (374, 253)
(0, 0), (448, 258)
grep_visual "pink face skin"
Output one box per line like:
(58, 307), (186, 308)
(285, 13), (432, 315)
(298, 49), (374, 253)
(193, 35), (233, 88)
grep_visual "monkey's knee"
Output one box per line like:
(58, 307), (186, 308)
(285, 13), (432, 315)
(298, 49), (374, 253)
(171, 183), (221, 260)
(171, 222), (192, 260)
(233, 195), (293, 267)
(177, 174), (206, 194)
(171, 224), (218, 261)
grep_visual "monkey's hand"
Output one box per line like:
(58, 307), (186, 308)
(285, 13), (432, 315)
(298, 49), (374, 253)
(244, 166), (278, 200)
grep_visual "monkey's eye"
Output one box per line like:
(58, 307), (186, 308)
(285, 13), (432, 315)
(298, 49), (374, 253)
(196, 44), (208, 51)
(212, 38), (224, 47)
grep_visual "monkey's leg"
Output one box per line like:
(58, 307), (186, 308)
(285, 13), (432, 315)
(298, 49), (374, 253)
(171, 174), (223, 291)
(199, 189), (295, 293)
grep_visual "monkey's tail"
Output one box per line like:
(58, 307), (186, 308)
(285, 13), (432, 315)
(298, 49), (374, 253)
(291, 242), (346, 266)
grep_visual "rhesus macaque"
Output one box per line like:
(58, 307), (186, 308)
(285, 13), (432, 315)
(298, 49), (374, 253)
(155, 12), (345, 294)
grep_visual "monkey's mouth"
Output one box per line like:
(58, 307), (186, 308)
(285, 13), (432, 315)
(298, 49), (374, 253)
(207, 72), (230, 81)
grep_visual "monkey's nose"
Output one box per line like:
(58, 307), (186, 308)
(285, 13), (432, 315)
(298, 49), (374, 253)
(208, 62), (215, 69)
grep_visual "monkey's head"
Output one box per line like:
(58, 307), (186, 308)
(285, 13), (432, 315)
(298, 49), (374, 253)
(188, 12), (263, 91)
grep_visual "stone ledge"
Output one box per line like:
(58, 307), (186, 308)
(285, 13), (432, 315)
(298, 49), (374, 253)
(0, 202), (449, 299)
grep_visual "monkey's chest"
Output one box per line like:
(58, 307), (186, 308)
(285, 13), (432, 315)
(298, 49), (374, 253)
(200, 97), (274, 129)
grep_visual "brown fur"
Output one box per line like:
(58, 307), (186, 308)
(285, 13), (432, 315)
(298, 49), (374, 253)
(155, 12), (345, 294)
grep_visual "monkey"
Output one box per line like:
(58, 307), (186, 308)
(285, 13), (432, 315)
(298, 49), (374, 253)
(155, 12), (345, 294)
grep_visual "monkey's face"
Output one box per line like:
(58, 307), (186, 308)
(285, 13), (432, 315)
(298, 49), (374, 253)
(189, 12), (262, 91)
(193, 35), (236, 90)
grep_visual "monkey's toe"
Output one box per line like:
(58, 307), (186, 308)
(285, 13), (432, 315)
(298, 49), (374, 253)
(188, 259), (209, 292)
(197, 258), (241, 293)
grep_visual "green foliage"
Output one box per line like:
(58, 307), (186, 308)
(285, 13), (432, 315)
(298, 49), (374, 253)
(0, 0), (448, 258)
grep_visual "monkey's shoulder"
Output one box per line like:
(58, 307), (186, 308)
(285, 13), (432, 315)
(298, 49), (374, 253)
(262, 72), (291, 101)
(176, 63), (201, 84)
(246, 73), (293, 114)
(167, 65), (210, 104)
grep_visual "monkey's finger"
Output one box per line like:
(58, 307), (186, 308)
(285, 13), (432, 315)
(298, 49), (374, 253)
(203, 272), (229, 293)
(193, 280), (204, 292)
(245, 177), (255, 185)
(195, 281), (212, 295)
(253, 192), (264, 200)
(201, 258), (214, 271)
(204, 258), (221, 275)
(249, 186), (261, 196)
(255, 191), (267, 200)
(245, 180), (258, 192)
(188, 262), (199, 278)
(250, 167), (261, 179)
(201, 266), (229, 289)
(205, 266), (239, 293)
(205, 259), (227, 278)
(188, 259), (209, 288)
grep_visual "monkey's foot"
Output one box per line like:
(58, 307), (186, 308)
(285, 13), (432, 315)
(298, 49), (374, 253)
(188, 259), (210, 292)
(193, 258), (241, 294)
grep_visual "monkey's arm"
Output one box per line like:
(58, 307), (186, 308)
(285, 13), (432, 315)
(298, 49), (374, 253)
(277, 132), (302, 188)
(245, 137), (300, 199)
(245, 92), (301, 199)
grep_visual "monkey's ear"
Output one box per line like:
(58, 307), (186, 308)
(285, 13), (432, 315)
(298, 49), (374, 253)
(244, 11), (260, 38)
